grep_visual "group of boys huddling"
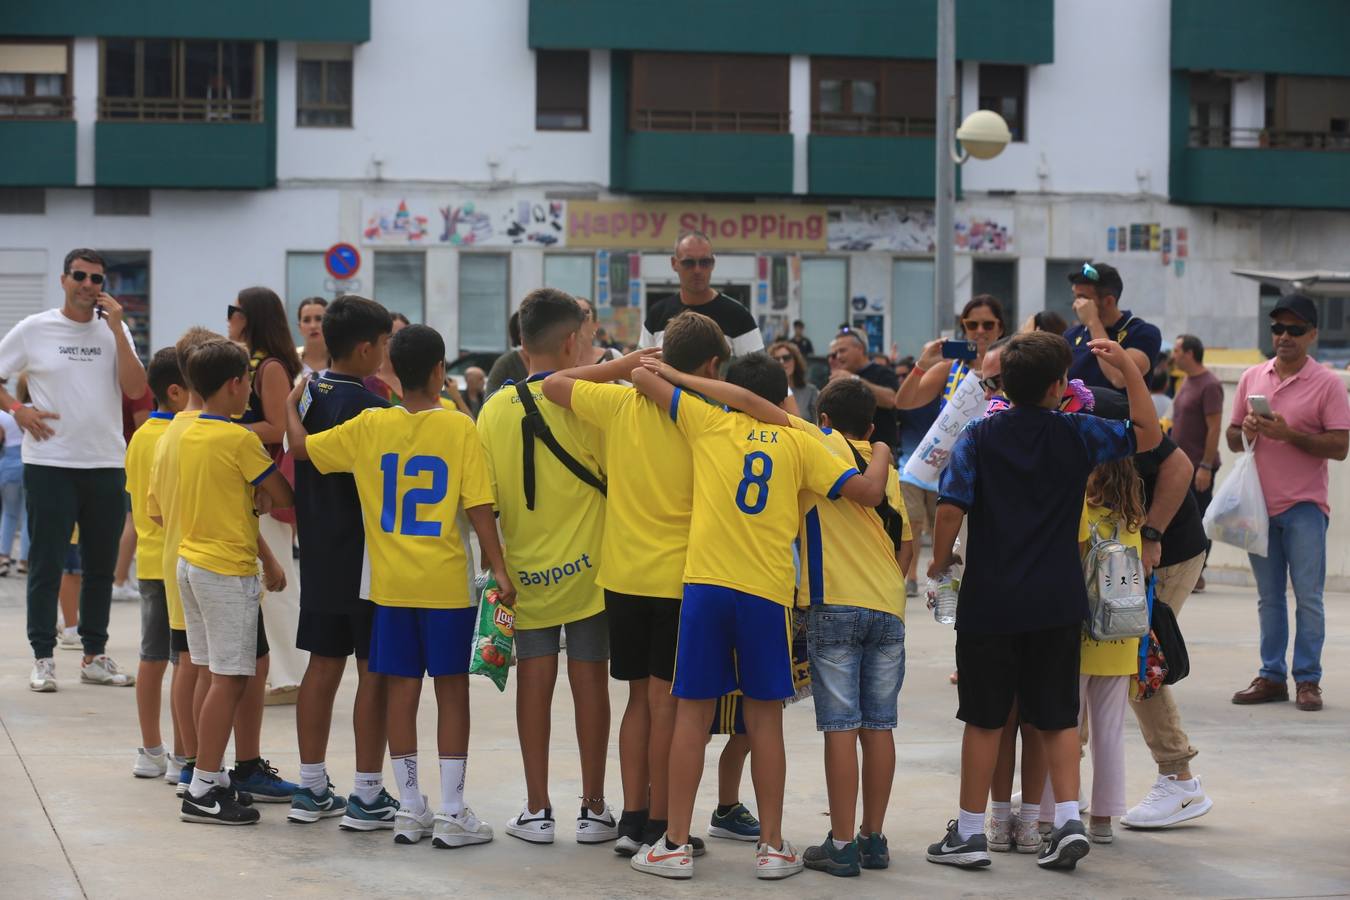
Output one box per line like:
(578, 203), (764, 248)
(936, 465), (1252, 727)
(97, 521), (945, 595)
(126, 282), (1159, 882)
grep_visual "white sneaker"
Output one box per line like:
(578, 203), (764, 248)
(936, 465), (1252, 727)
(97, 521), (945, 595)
(111, 580), (140, 603)
(393, 797), (434, 844)
(57, 629), (82, 651)
(631, 834), (693, 879)
(1012, 815), (1042, 853)
(80, 655), (135, 686)
(133, 747), (167, 778)
(29, 658), (57, 692)
(576, 803), (619, 844)
(1121, 774), (1212, 829)
(505, 804), (556, 844)
(986, 814), (1013, 852)
(165, 754), (187, 785)
(432, 806), (493, 848)
(755, 840), (805, 879)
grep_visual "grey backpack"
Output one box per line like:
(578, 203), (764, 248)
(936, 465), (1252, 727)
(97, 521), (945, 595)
(1082, 524), (1149, 641)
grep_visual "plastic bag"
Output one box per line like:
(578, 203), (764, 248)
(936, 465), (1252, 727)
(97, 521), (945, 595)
(468, 577), (516, 691)
(1202, 434), (1268, 557)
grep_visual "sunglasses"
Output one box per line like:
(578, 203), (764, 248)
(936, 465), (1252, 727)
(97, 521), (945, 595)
(1081, 262), (1100, 282)
(68, 271), (105, 285)
(773, 354), (794, 364)
(677, 256), (715, 270)
(1270, 322), (1310, 337)
(978, 373), (1003, 393)
(227, 304), (242, 318)
(963, 319), (999, 332)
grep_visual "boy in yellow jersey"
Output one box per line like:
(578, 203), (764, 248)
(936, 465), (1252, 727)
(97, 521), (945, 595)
(477, 288), (615, 845)
(628, 352), (890, 881)
(543, 311), (776, 855)
(175, 341), (294, 825)
(127, 348), (189, 780)
(289, 323), (514, 849)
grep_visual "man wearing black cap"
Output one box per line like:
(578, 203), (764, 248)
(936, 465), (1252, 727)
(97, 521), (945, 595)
(1064, 262), (1161, 391)
(1226, 294), (1350, 713)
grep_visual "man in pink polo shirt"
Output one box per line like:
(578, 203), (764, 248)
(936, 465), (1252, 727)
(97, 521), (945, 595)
(1226, 295), (1350, 712)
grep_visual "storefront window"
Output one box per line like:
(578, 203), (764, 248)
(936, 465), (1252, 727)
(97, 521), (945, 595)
(285, 251), (330, 344)
(457, 253), (508, 352)
(891, 258), (934, 360)
(800, 257), (847, 358)
(543, 255), (594, 301)
(102, 251), (151, 362)
(373, 252), (425, 326)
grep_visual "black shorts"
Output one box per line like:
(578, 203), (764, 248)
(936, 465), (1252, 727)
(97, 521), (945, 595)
(296, 604), (375, 660)
(605, 590), (681, 682)
(955, 623), (1081, 731)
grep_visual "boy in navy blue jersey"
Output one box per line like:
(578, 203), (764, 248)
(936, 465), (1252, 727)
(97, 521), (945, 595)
(286, 295), (399, 829)
(924, 334), (1160, 873)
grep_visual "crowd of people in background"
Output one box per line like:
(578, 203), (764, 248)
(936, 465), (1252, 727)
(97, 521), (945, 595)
(0, 240), (1345, 885)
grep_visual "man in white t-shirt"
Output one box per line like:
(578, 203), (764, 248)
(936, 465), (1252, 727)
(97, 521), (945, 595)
(0, 248), (148, 692)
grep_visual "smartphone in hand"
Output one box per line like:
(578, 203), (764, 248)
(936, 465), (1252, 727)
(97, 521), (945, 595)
(941, 339), (977, 361)
(1248, 394), (1274, 419)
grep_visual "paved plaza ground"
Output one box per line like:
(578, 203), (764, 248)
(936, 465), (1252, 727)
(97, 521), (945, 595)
(1, 571), (1347, 899)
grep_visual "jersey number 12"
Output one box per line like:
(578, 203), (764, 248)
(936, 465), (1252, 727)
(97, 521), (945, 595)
(380, 453), (448, 536)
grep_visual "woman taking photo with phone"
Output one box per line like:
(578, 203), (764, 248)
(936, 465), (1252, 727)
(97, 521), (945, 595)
(895, 294), (1008, 411)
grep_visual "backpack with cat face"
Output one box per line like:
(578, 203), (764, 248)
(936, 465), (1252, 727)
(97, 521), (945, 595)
(1083, 523), (1150, 641)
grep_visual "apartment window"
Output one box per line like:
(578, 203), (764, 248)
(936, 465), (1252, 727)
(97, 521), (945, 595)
(0, 41), (71, 119)
(373, 252), (426, 326)
(978, 64), (1027, 141)
(812, 58), (934, 136)
(0, 188), (45, 215)
(630, 52), (788, 132)
(100, 39), (262, 121)
(1265, 74), (1350, 149)
(94, 188), (151, 216)
(536, 50), (588, 131)
(1189, 73), (1231, 147)
(297, 44), (353, 127)
(458, 255), (509, 352)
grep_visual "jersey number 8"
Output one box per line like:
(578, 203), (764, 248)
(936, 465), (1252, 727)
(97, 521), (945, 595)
(379, 452), (448, 536)
(735, 451), (773, 515)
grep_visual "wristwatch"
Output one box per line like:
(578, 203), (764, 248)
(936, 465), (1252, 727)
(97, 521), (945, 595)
(1141, 525), (1164, 543)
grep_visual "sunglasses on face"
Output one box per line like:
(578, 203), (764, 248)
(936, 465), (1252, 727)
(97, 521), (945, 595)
(1081, 262), (1100, 282)
(963, 319), (999, 332)
(978, 373), (1003, 393)
(68, 271), (105, 285)
(227, 304), (242, 318)
(677, 257), (715, 270)
(1270, 322), (1309, 337)
(773, 354), (793, 364)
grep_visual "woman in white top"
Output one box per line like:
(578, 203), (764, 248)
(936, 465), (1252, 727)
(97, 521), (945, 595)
(0, 402), (28, 575)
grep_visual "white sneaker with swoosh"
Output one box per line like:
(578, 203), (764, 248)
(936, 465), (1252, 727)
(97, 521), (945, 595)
(756, 840), (805, 879)
(1121, 774), (1213, 829)
(632, 834), (693, 879)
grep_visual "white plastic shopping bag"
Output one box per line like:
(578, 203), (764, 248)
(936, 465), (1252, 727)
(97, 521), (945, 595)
(1202, 434), (1268, 557)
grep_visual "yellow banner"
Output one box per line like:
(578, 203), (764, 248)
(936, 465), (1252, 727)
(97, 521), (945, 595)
(567, 201), (828, 251)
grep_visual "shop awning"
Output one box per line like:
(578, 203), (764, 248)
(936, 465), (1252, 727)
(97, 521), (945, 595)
(1233, 269), (1350, 297)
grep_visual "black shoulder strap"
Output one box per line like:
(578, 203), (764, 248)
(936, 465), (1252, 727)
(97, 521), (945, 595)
(515, 380), (606, 511)
(845, 440), (906, 553)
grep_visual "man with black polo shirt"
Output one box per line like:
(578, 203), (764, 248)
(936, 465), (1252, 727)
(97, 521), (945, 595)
(641, 231), (765, 357)
(286, 295), (401, 830)
(1064, 262), (1161, 391)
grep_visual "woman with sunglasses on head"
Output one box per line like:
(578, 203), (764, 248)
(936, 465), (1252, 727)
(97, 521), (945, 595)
(770, 341), (818, 424)
(895, 294), (1008, 412)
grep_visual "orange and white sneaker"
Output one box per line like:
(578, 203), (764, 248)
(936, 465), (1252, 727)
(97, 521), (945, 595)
(756, 839), (805, 879)
(630, 833), (693, 879)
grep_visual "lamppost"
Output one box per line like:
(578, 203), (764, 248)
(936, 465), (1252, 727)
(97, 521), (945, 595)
(935, 0), (1012, 334)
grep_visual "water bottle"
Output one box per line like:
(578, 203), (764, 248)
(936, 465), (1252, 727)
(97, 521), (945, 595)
(925, 538), (962, 626)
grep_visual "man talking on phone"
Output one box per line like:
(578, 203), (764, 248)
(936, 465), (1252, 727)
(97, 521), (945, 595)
(1227, 294), (1349, 712)
(0, 248), (147, 693)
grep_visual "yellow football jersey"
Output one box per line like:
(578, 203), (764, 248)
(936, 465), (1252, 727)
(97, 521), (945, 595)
(307, 405), (492, 609)
(570, 380), (690, 600)
(672, 388), (858, 607)
(125, 412), (173, 580)
(177, 415), (275, 576)
(477, 376), (607, 630)
(146, 409), (203, 629)
(1078, 502), (1142, 675)
(796, 422), (910, 618)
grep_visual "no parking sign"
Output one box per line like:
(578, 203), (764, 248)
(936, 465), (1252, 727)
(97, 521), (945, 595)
(324, 243), (361, 280)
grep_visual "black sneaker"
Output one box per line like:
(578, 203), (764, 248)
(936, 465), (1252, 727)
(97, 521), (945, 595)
(641, 819), (706, 857)
(926, 819), (991, 868)
(803, 831), (860, 877)
(180, 785), (261, 825)
(614, 809), (649, 857)
(1037, 819), (1090, 870)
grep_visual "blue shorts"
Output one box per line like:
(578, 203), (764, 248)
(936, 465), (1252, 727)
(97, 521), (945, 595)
(806, 605), (906, 731)
(673, 584), (794, 702)
(369, 606), (475, 678)
(710, 692), (747, 735)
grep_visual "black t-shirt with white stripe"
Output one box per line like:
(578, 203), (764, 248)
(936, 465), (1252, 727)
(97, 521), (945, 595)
(640, 292), (765, 357)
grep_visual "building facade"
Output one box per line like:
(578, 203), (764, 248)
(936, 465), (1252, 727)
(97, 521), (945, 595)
(2, 0), (1348, 363)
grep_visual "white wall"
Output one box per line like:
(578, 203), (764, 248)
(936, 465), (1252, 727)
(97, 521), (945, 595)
(960, 0), (1173, 197)
(275, 0), (610, 187)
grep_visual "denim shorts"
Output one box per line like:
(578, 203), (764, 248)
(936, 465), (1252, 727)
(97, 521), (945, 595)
(807, 605), (906, 731)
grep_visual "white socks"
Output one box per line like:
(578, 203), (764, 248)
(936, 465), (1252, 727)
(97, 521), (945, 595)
(990, 800), (1012, 825)
(832, 837), (850, 850)
(440, 756), (466, 816)
(189, 767), (225, 799)
(143, 744), (165, 758)
(391, 754), (425, 813)
(352, 771), (384, 805)
(1053, 800), (1080, 829)
(299, 761), (328, 793)
(957, 808), (985, 841)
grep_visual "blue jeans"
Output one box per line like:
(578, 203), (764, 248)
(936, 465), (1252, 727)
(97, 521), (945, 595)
(1248, 501), (1328, 683)
(0, 476), (29, 561)
(806, 605), (906, 731)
